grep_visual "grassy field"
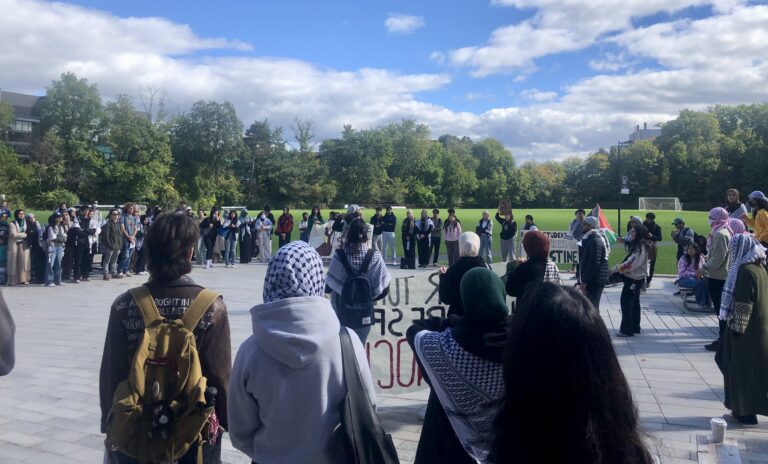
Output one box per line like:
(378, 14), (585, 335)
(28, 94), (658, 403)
(30, 207), (708, 275)
(308, 207), (708, 275)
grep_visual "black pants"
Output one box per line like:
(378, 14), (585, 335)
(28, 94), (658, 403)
(134, 247), (146, 273)
(31, 247), (47, 284)
(403, 239), (416, 269)
(71, 245), (89, 280)
(204, 236), (216, 260)
(418, 238), (431, 266)
(584, 283), (604, 312)
(709, 278), (726, 339)
(619, 277), (643, 335)
(278, 232), (291, 248)
(430, 237), (441, 264)
(62, 242), (75, 279)
(647, 258), (657, 285)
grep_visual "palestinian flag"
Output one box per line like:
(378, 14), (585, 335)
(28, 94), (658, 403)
(590, 205), (618, 245)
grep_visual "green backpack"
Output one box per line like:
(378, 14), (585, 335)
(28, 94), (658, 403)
(105, 286), (220, 463)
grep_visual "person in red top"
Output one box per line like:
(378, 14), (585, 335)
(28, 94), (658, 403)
(277, 207), (294, 248)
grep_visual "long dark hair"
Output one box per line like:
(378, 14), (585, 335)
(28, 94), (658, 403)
(146, 212), (199, 283)
(626, 225), (656, 262)
(493, 284), (652, 464)
(345, 218), (369, 248)
(684, 243), (703, 268)
(752, 197), (768, 216)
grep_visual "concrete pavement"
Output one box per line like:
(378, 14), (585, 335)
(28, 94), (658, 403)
(1, 264), (767, 463)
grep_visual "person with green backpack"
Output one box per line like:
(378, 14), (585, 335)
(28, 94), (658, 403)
(99, 212), (232, 464)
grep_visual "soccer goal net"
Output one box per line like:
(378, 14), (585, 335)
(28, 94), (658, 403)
(638, 197), (682, 211)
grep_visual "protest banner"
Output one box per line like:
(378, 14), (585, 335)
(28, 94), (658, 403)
(365, 263), (508, 394)
(520, 230), (579, 265)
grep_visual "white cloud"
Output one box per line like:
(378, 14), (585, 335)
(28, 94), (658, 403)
(588, 52), (636, 72)
(610, 5), (768, 70)
(1, 0), (766, 164)
(429, 51), (446, 64)
(384, 14), (425, 34)
(450, 0), (711, 76)
(520, 89), (557, 102)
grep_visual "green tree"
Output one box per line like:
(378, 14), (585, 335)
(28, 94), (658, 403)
(0, 101), (13, 137)
(170, 100), (245, 205)
(38, 72), (105, 195)
(100, 95), (176, 203)
(321, 125), (393, 204)
(0, 142), (34, 206)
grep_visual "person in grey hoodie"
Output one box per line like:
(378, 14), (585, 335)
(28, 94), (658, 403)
(228, 241), (376, 464)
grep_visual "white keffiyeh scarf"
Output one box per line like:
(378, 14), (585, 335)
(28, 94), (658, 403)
(719, 234), (767, 320)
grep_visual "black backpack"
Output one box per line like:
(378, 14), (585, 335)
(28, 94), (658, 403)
(337, 249), (375, 329)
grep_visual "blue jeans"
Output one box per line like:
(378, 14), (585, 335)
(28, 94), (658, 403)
(118, 241), (133, 274)
(382, 232), (396, 262)
(224, 235), (237, 265)
(678, 277), (710, 307)
(46, 246), (64, 285)
(479, 235), (492, 264)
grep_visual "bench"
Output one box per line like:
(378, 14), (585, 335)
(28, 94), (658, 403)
(679, 286), (711, 313)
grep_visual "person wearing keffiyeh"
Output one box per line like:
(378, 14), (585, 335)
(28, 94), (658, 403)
(717, 234), (768, 425)
(325, 218), (391, 343)
(229, 240), (376, 463)
(701, 207), (734, 351)
(407, 267), (509, 464)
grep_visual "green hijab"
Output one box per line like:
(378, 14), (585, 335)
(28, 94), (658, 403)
(459, 267), (509, 326)
(454, 267), (510, 362)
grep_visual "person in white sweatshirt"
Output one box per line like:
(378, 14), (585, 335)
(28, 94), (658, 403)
(612, 224), (654, 337)
(228, 241), (376, 464)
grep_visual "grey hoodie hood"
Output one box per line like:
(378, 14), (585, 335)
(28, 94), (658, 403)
(250, 295), (340, 369)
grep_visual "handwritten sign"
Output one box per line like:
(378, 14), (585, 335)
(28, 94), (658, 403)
(520, 230), (579, 265)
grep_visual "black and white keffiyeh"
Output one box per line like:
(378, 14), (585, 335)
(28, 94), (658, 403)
(544, 259), (562, 285)
(263, 241), (326, 303)
(414, 329), (504, 463)
(325, 243), (391, 297)
(719, 234), (767, 320)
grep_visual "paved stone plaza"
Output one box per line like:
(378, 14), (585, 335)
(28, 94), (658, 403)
(1, 264), (768, 463)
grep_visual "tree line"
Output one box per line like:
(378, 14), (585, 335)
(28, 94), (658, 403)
(1, 72), (766, 211)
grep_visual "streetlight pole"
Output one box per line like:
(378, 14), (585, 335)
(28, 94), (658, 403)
(617, 140), (632, 236)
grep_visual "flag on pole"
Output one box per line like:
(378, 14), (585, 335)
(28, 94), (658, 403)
(590, 204), (618, 245)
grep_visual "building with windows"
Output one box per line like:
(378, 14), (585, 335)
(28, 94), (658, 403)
(1, 90), (44, 158)
(628, 122), (662, 143)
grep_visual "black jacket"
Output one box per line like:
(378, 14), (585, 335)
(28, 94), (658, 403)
(438, 256), (488, 317)
(643, 220), (662, 242)
(505, 257), (547, 300)
(370, 214), (383, 235)
(494, 212), (517, 240)
(381, 213), (397, 233)
(579, 232), (610, 286)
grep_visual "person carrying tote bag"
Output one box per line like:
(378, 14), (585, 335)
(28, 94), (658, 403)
(338, 328), (399, 464)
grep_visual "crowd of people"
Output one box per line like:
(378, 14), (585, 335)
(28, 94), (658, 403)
(2, 185), (768, 462)
(85, 210), (656, 463)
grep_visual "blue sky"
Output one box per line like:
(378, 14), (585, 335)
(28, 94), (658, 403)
(2, 0), (768, 160)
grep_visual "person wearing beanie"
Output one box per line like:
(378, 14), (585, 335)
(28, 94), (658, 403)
(643, 212), (662, 286)
(505, 231), (561, 301)
(578, 216), (610, 311)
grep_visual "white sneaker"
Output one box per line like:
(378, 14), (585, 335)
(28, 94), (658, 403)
(231, 264), (237, 268)
(225, 264), (230, 268)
